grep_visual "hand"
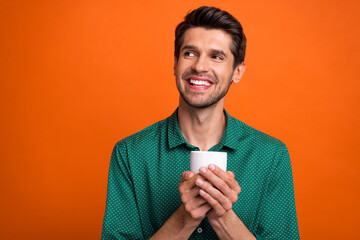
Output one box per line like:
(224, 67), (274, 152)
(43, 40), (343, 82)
(178, 171), (212, 220)
(195, 164), (241, 219)
(151, 172), (213, 240)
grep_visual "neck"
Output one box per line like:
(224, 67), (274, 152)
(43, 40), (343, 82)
(178, 98), (226, 151)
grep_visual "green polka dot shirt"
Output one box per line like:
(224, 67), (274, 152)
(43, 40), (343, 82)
(101, 109), (300, 239)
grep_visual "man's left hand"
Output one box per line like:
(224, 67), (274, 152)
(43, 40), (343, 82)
(195, 164), (241, 219)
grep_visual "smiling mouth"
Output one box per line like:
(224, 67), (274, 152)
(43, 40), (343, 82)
(188, 79), (212, 87)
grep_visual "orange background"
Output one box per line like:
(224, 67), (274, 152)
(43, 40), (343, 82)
(1, 0), (359, 239)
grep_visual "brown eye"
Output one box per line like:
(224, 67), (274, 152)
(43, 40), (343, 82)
(212, 55), (223, 60)
(184, 51), (196, 57)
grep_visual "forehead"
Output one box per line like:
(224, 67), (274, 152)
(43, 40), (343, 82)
(181, 27), (233, 54)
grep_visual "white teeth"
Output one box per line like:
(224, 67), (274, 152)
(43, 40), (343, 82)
(189, 79), (211, 86)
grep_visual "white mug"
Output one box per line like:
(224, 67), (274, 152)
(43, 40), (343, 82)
(190, 151), (227, 174)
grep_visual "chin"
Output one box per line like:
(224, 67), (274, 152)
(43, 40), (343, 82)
(182, 97), (219, 109)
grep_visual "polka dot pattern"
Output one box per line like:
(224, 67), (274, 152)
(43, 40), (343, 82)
(101, 109), (299, 239)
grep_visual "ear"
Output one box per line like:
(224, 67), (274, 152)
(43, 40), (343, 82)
(232, 62), (246, 84)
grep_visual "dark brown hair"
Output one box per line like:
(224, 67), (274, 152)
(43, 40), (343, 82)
(175, 6), (247, 69)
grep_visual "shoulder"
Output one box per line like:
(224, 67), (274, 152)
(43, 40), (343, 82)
(114, 116), (169, 151)
(229, 116), (291, 176)
(230, 115), (287, 152)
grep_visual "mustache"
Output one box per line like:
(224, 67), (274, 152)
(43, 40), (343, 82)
(182, 70), (217, 83)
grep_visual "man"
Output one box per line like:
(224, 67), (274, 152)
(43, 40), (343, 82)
(102, 6), (299, 240)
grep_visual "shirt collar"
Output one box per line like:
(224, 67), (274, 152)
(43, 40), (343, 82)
(167, 109), (187, 149)
(218, 109), (242, 150)
(167, 108), (243, 150)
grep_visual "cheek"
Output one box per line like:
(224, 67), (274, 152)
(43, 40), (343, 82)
(213, 65), (232, 79)
(176, 61), (192, 75)
(174, 64), (182, 76)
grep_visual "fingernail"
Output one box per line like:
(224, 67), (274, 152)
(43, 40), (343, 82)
(209, 164), (215, 171)
(200, 167), (206, 173)
(196, 179), (204, 186)
(186, 172), (193, 178)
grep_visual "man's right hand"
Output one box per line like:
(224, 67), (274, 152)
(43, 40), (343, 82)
(151, 172), (212, 240)
(178, 171), (212, 221)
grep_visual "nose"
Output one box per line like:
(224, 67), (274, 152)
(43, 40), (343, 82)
(192, 55), (210, 73)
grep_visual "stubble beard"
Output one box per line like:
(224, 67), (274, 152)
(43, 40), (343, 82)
(177, 77), (233, 109)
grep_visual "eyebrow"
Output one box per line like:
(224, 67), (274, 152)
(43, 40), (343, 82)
(181, 45), (198, 51)
(209, 49), (228, 58)
(181, 45), (228, 58)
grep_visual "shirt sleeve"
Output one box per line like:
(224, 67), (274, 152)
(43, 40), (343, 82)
(255, 144), (300, 239)
(101, 142), (148, 240)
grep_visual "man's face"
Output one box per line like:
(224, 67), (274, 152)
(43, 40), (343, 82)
(174, 27), (244, 109)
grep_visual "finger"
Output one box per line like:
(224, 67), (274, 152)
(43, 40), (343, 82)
(199, 189), (228, 216)
(185, 174), (206, 189)
(199, 166), (234, 198)
(179, 175), (207, 202)
(184, 195), (208, 212)
(188, 202), (212, 219)
(207, 165), (241, 194)
(196, 178), (232, 210)
(180, 171), (195, 182)
(226, 171), (240, 193)
(227, 171), (235, 178)
(186, 171), (195, 179)
(180, 186), (203, 203)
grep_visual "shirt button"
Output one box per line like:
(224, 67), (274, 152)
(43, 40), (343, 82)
(197, 227), (203, 233)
